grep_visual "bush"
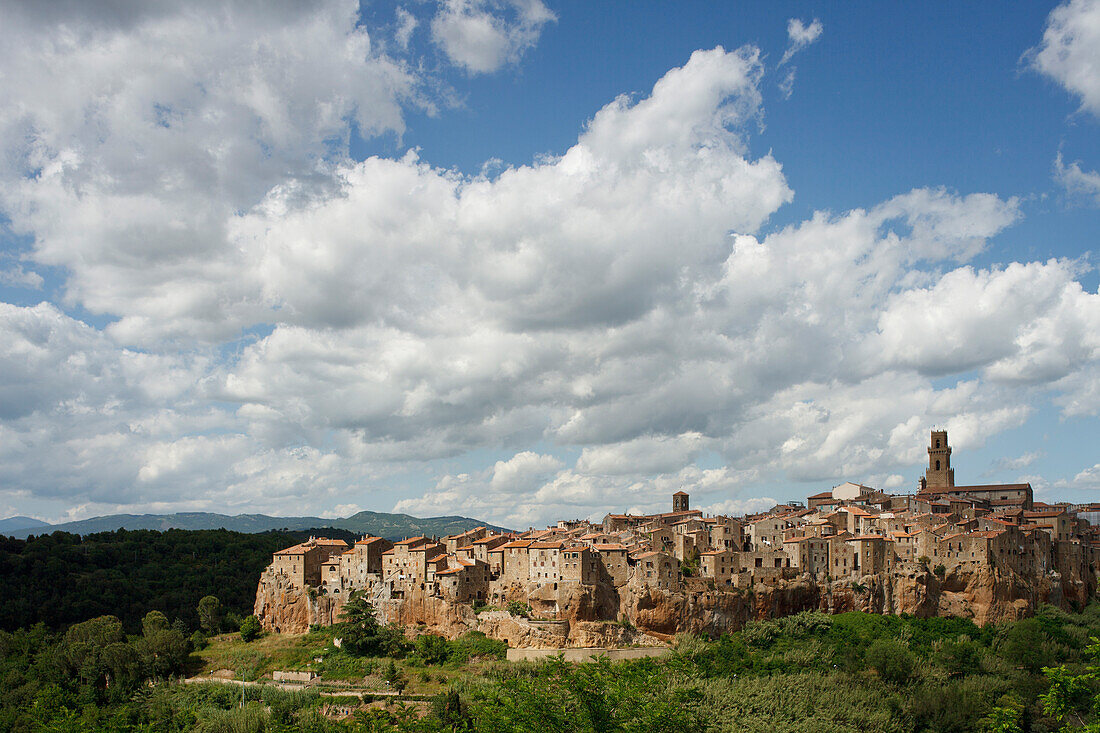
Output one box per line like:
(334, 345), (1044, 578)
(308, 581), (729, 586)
(414, 634), (450, 665)
(507, 601), (530, 618)
(933, 564), (946, 578)
(865, 638), (915, 685)
(448, 631), (507, 662)
(239, 615), (261, 643)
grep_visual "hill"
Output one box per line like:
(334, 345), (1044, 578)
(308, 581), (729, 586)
(1, 510), (510, 540)
(0, 516), (48, 533)
(0, 526), (365, 633)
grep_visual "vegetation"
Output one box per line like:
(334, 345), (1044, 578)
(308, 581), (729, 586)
(0, 527), (360, 633)
(6, 588), (1100, 731)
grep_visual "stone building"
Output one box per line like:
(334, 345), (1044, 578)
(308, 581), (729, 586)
(630, 551), (680, 591)
(272, 537), (349, 588)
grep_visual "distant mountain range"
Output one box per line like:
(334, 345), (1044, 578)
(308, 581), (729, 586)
(0, 510), (510, 541)
(0, 516), (50, 533)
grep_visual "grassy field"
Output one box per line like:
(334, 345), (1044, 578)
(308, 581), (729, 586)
(192, 627), (497, 696)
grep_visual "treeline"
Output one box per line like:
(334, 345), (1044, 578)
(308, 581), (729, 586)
(0, 527), (358, 633)
(5, 598), (1100, 730)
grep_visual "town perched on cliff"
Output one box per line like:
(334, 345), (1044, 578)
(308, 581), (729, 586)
(255, 431), (1100, 646)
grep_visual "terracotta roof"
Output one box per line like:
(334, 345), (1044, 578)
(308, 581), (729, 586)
(528, 541), (565, 550)
(592, 543), (628, 551)
(502, 540), (534, 549)
(356, 536), (385, 545)
(969, 530), (1005, 539)
(394, 536), (427, 546)
(1024, 510), (1069, 518)
(673, 491), (689, 496)
(808, 490), (834, 499)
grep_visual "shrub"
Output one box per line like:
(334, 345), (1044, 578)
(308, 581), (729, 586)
(865, 638), (915, 685)
(449, 631), (507, 662)
(414, 634), (450, 665)
(239, 615), (261, 643)
(507, 601), (530, 618)
(933, 564), (946, 577)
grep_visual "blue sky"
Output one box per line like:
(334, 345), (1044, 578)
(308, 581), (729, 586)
(0, 0), (1098, 528)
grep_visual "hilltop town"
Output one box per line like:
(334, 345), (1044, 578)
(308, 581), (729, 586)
(254, 431), (1100, 646)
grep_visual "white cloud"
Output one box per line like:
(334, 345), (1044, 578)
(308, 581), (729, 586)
(431, 0), (555, 74)
(395, 7), (418, 49)
(0, 0), (422, 344)
(1, 19), (1099, 524)
(780, 18), (823, 66)
(1028, 0), (1100, 118)
(0, 264), (43, 289)
(991, 451), (1043, 472)
(1056, 152), (1100, 205)
(395, 459), (762, 529)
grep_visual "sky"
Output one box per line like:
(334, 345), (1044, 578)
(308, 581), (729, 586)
(1, 0), (1099, 529)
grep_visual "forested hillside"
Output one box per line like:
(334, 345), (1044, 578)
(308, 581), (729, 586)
(0, 527), (357, 633)
(2, 510), (509, 540)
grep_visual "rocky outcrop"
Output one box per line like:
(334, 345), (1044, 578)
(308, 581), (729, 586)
(256, 561), (1098, 644)
(254, 567), (343, 634)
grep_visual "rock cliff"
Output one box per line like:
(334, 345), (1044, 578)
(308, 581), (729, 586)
(255, 561), (1095, 643)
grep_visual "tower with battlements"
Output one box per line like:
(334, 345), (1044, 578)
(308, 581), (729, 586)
(925, 429), (955, 489)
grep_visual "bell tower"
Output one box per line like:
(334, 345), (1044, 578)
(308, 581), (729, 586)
(925, 429), (954, 489)
(672, 491), (689, 513)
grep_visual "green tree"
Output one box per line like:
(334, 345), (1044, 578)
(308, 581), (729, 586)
(339, 591), (384, 656)
(1000, 618), (1049, 673)
(239, 615), (262, 642)
(983, 694), (1024, 733)
(138, 611), (190, 680)
(197, 595), (222, 635)
(1040, 637), (1100, 731)
(141, 610), (170, 638)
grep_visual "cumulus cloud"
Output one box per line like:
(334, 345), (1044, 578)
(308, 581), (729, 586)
(1056, 152), (1100, 205)
(1, 13), (1099, 526)
(395, 459), (761, 529)
(431, 0), (555, 74)
(0, 0), (422, 344)
(1028, 0), (1100, 118)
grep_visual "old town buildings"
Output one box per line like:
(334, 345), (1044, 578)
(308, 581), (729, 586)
(259, 431), (1100, 619)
